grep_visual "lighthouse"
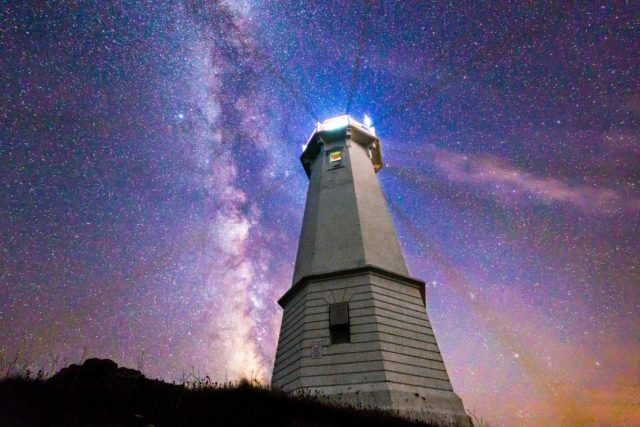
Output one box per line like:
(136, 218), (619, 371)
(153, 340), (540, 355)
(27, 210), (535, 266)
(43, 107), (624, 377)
(272, 116), (471, 426)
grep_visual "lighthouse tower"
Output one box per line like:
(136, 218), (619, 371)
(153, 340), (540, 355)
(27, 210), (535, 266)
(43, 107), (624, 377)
(271, 116), (471, 426)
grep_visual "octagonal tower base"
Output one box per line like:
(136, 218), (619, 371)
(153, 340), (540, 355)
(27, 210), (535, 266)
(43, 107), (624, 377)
(273, 267), (472, 426)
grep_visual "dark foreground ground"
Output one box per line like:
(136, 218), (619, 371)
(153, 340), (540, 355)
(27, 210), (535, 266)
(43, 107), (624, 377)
(0, 358), (436, 427)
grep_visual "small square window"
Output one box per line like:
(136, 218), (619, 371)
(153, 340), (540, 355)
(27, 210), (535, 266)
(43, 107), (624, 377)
(327, 148), (344, 168)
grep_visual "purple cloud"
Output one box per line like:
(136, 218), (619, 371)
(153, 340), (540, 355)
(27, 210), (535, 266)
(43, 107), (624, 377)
(433, 149), (640, 215)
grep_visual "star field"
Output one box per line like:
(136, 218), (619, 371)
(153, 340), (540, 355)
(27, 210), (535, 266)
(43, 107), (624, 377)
(1, 2), (639, 425)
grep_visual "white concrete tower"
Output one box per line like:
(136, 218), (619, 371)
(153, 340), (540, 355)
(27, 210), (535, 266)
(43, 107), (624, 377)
(272, 116), (471, 426)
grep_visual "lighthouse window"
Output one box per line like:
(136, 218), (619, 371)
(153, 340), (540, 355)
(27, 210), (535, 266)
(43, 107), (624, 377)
(329, 303), (350, 344)
(327, 148), (344, 169)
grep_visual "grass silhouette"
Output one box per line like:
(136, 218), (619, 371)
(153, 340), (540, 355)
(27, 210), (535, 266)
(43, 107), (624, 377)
(0, 358), (441, 427)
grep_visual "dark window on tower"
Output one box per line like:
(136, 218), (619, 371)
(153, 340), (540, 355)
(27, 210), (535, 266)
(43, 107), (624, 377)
(329, 303), (350, 344)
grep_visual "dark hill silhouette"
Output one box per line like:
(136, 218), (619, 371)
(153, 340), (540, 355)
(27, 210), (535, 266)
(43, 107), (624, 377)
(0, 358), (437, 426)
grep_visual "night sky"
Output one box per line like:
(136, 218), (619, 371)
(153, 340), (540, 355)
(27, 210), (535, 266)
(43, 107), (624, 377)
(2, 1), (639, 425)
